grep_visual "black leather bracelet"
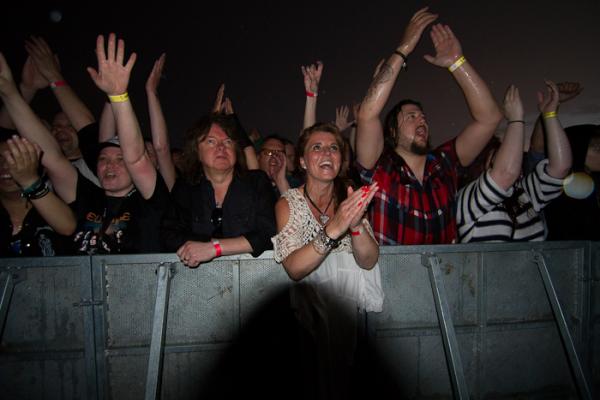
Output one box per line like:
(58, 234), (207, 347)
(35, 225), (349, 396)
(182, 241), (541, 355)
(394, 50), (408, 69)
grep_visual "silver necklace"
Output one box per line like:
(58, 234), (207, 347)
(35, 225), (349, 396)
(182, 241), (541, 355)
(304, 185), (333, 225)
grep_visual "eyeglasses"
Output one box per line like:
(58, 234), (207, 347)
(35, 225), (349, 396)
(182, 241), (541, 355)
(211, 207), (223, 238)
(261, 149), (285, 157)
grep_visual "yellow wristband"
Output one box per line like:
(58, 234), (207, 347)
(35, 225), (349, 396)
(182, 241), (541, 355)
(108, 92), (129, 103)
(448, 56), (466, 72)
(543, 111), (557, 119)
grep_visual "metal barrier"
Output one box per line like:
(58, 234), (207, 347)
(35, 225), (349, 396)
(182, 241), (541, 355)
(0, 241), (598, 399)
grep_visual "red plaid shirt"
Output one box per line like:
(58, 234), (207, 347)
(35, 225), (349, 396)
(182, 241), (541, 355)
(357, 139), (459, 245)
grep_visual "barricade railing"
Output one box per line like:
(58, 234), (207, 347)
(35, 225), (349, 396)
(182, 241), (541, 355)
(0, 241), (597, 399)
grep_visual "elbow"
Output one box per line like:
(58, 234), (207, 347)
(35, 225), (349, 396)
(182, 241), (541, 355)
(491, 167), (520, 191)
(56, 217), (77, 236)
(547, 163), (571, 179)
(282, 262), (306, 282)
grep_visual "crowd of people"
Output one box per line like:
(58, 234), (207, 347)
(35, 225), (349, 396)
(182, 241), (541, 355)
(1, 7), (598, 397)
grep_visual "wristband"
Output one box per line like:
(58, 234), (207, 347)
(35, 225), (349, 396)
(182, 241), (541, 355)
(21, 179), (49, 200)
(305, 91), (317, 98)
(108, 92), (129, 103)
(50, 80), (67, 89)
(448, 56), (466, 73)
(394, 50), (408, 69)
(507, 120), (525, 124)
(212, 240), (222, 257)
(21, 178), (43, 195)
(543, 111), (557, 119)
(351, 229), (362, 236)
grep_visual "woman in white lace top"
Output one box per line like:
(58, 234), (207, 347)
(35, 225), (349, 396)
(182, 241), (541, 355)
(271, 122), (383, 398)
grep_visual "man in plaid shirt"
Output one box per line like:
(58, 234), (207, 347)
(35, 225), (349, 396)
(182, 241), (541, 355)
(355, 8), (502, 245)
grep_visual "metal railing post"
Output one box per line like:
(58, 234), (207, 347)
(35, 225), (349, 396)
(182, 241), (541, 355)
(532, 251), (592, 400)
(145, 263), (175, 400)
(422, 253), (470, 399)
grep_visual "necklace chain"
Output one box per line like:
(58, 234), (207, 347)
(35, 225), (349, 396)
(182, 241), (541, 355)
(304, 185), (333, 224)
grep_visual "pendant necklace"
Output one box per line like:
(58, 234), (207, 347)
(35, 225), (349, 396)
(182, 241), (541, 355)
(304, 185), (333, 225)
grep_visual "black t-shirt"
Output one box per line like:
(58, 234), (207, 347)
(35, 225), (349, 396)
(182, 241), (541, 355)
(161, 170), (276, 257)
(0, 203), (70, 257)
(70, 171), (170, 254)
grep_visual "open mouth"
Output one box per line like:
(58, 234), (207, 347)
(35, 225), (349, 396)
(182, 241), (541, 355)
(319, 160), (334, 170)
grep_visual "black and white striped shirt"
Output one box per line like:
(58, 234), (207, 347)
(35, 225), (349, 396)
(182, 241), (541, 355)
(457, 159), (564, 243)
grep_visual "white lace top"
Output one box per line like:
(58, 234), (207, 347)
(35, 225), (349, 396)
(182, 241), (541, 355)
(272, 188), (384, 312)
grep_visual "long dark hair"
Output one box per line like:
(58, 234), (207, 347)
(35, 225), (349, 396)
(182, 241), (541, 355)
(181, 113), (247, 184)
(297, 122), (354, 209)
(383, 99), (424, 150)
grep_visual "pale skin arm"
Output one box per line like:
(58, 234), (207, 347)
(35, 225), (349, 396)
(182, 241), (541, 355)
(529, 81), (583, 154)
(87, 33), (157, 200)
(98, 101), (116, 142)
(301, 61), (323, 130)
(269, 151), (290, 195)
(176, 237), (253, 268)
(489, 85), (525, 190)
(276, 183), (379, 281)
(0, 53), (77, 203)
(26, 36), (95, 130)
(3, 137), (76, 235)
(356, 8), (438, 169)
(538, 80), (572, 178)
(424, 24), (503, 166)
(146, 53), (176, 190)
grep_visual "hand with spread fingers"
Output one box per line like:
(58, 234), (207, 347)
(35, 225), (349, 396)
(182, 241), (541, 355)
(334, 105), (354, 132)
(398, 7), (439, 55)
(3, 136), (42, 189)
(301, 61), (323, 95)
(87, 33), (137, 96)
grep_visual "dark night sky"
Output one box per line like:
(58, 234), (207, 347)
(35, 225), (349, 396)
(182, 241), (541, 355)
(2, 1), (600, 147)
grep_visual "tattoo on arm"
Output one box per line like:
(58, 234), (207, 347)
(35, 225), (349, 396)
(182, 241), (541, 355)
(364, 63), (394, 102)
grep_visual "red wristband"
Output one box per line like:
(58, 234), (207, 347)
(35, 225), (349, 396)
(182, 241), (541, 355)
(351, 230), (361, 236)
(212, 240), (222, 257)
(305, 91), (317, 98)
(50, 80), (67, 89)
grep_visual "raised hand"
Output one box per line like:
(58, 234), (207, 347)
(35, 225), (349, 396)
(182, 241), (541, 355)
(537, 80), (560, 114)
(87, 33), (137, 95)
(145, 53), (166, 94)
(398, 7), (438, 55)
(556, 81), (583, 104)
(424, 24), (463, 68)
(326, 182), (379, 239)
(223, 97), (234, 115)
(24, 36), (62, 83)
(503, 85), (524, 122)
(334, 105), (354, 131)
(3, 136), (42, 188)
(301, 61), (323, 94)
(212, 83), (225, 113)
(21, 56), (48, 91)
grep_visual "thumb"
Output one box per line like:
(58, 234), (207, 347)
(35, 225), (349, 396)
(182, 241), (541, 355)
(423, 54), (435, 64)
(87, 67), (99, 83)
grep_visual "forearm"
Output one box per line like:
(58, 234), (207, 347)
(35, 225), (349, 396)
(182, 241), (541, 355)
(282, 243), (327, 281)
(244, 146), (259, 170)
(543, 116), (572, 178)
(99, 102), (116, 142)
(147, 91), (176, 189)
(303, 96), (317, 129)
(111, 100), (145, 163)
(32, 192), (77, 235)
(451, 60), (502, 125)
(529, 116), (545, 154)
(216, 236), (253, 256)
(351, 229), (379, 269)
(51, 84), (96, 130)
(359, 53), (404, 120)
(489, 122), (524, 190)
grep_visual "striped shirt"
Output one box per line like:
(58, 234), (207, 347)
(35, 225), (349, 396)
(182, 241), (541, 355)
(456, 159), (564, 243)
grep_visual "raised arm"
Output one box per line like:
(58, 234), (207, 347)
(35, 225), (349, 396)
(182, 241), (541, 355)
(529, 81), (583, 154)
(98, 101), (117, 142)
(26, 36), (95, 130)
(301, 61), (323, 129)
(424, 24), (502, 166)
(146, 53), (176, 190)
(0, 53), (77, 203)
(3, 136), (76, 235)
(87, 33), (157, 199)
(356, 8), (438, 168)
(489, 85), (525, 190)
(0, 55), (48, 129)
(537, 80), (572, 178)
